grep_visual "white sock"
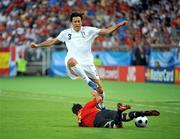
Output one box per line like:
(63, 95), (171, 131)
(100, 92), (105, 98)
(71, 64), (90, 83)
(98, 102), (105, 108)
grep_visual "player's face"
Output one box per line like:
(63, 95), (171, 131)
(71, 17), (82, 32)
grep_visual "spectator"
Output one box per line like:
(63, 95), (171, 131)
(16, 55), (27, 76)
(0, 0), (179, 67)
(94, 54), (103, 66)
(154, 60), (161, 68)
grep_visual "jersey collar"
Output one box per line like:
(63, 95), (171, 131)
(71, 26), (83, 32)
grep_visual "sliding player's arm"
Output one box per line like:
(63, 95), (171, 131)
(30, 38), (60, 48)
(91, 90), (102, 103)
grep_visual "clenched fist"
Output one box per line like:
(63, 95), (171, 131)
(30, 43), (39, 48)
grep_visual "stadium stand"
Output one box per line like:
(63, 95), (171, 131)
(0, 0), (179, 69)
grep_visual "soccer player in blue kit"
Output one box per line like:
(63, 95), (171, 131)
(30, 12), (128, 109)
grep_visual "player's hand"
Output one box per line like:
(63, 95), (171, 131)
(91, 90), (98, 97)
(91, 90), (103, 103)
(119, 20), (128, 26)
(30, 43), (39, 48)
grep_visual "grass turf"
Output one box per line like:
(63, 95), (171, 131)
(0, 77), (180, 139)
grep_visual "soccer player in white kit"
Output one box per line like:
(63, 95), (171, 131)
(31, 12), (128, 109)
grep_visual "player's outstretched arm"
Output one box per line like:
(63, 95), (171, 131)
(99, 20), (128, 35)
(91, 90), (102, 103)
(30, 38), (60, 48)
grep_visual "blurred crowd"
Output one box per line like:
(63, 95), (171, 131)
(0, 0), (180, 64)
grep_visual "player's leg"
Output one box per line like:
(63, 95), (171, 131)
(116, 103), (141, 122)
(142, 110), (160, 116)
(116, 103), (132, 122)
(91, 78), (106, 110)
(67, 58), (98, 90)
(117, 103), (131, 111)
(122, 110), (160, 121)
(91, 78), (103, 94)
(82, 65), (105, 109)
(95, 104), (131, 128)
(81, 65), (103, 93)
(107, 104), (131, 128)
(94, 110), (122, 128)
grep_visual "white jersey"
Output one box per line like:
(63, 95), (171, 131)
(56, 26), (100, 65)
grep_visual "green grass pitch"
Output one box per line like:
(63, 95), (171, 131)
(0, 77), (180, 139)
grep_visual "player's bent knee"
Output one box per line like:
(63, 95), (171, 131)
(67, 58), (77, 67)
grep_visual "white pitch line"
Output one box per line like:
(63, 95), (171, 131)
(0, 92), (180, 114)
(0, 93), (66, 102)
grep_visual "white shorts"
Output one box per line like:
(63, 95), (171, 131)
(66, 65), (100, 80)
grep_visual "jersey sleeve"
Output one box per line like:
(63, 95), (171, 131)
(56, 30), (66, 43)
(84, 98), (98, 109)
(86, 26), (101, 38)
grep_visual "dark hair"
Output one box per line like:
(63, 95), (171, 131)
(70, 12), (83, 22)
(72, 103), (82, 115)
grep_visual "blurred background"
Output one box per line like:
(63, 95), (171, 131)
(0, 0), (180, 84)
